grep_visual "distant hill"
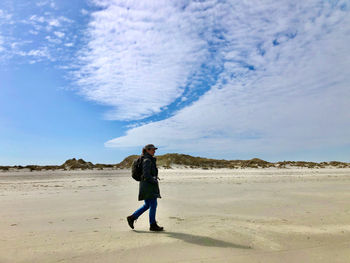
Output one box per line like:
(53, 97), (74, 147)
(0, 158), (115, 172)
(114, 153), (350, 169)
(62, 158), (94, 170)
(0, 154), (349, 171)
(115, 153), (273, 169)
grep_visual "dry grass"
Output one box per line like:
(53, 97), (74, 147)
(1, 154), (349, 172)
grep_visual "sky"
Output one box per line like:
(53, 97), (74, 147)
(0, 0), (349, 165)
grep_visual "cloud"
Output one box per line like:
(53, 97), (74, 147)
(48, 18), (61, 27)
(0, 9), (13, 59)
(36, 0), (56, 9)
(74, 0), (215, 120)
(29, 15), (46, 23)
(0, 4), (75, 64)
(103, 0), (350, 158)
(0, 35), (4, 53)
(14, 46), (54, 63)
(28, 14), (72, 31)
(81, 9), (89, 16)
(53, 31), (65, 38)
(0, 9), (12, 22)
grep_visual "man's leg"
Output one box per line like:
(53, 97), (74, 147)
(132, 200), (150, 219)
(148, 198), (157, 224)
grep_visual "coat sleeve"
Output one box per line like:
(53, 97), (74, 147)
(142, 159), (158, 184)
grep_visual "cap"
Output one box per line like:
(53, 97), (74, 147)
(144, 144), (158, 150)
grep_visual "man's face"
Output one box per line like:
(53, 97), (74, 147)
(146, 148), (156, 156)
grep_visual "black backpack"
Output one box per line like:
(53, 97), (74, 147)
(131, 156), (144, 181)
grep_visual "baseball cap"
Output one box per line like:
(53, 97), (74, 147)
(144, 144), (158, 150)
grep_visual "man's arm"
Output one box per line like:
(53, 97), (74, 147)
(142, 159), (158, 184)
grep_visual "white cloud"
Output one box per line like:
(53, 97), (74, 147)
(2, 10), (75, 64)
(81, 9), (89, 15)
(29, 15), (45, 23)
(0, 35), (4, 53)
(27, 14), (72, 31)
(45, 35), (61, 44)
(0, 9), (12, 21)
(53, 31), (65, 38)
(36, 0), (56, 8)
(0, 9), (13, 58)
(48, 18), (60, 27)
(14, 47), (54, 63)
(29, 30), (39, 35)
(74, 0), (212, 120)
(103, 0), (350, 157)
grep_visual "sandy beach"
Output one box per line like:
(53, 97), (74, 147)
(1, 168), (350, 263)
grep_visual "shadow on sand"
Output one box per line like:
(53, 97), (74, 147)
(133, 230), (252, 249)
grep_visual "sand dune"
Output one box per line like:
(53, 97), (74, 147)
(0, 168), (349, 262)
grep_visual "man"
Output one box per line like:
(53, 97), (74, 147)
(126, 144), (164, 231)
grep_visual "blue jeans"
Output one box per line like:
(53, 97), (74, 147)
(132, 198), (157, 224)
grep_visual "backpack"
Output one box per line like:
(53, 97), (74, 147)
(131, 156), (144, 181)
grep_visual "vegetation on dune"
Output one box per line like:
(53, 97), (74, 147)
(1, 154), (349, 172)
(275, 160), (350, 169)
(0, 158), (116, 172)
(62, 158), (94, 170)
(115, 155), (139, 169)
(115, 153), (350, 169)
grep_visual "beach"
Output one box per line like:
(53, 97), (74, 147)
(1, 168), (350, 263)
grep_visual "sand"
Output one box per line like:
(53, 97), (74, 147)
(0, 167), (349, 263)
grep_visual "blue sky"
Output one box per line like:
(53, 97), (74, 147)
(0, 0), (349, 165)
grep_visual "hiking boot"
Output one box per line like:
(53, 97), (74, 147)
(150, 221), (164, 231)
(127, 214), (137, 229)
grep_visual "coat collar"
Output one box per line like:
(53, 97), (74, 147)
(143, 152), (156, 162)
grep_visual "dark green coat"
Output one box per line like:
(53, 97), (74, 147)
(138, 152), (161, 201)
